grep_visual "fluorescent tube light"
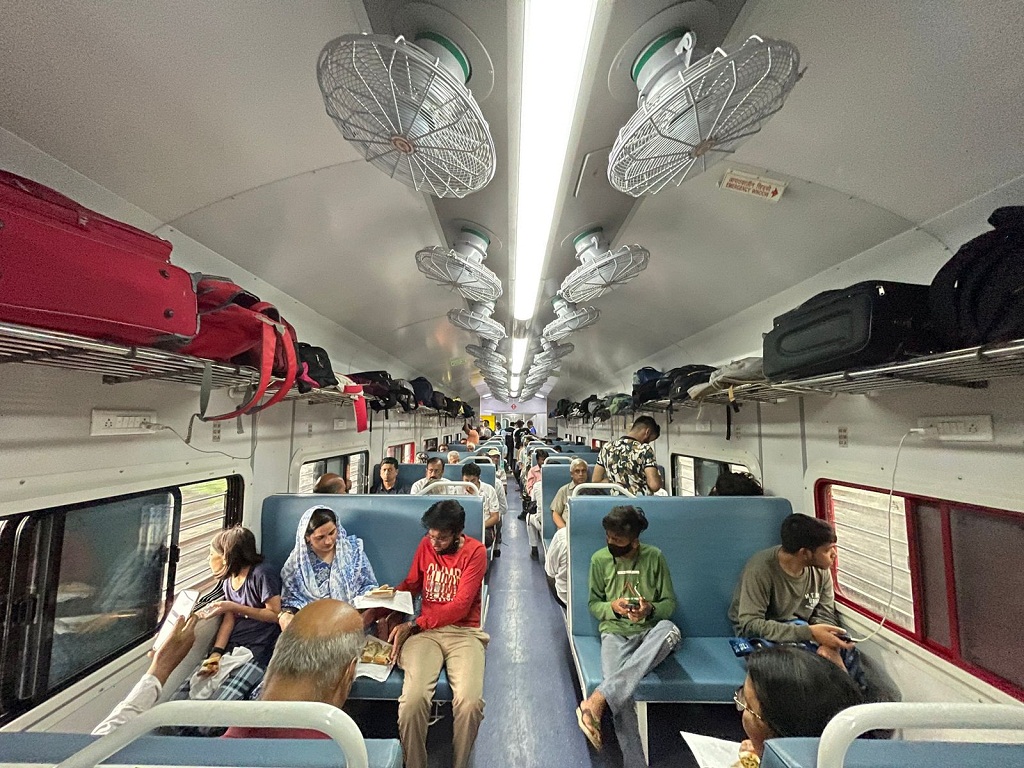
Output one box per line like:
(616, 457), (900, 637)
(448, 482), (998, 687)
(511, 374), (521, 390)
(512, 0), (597, 322)
(510, 337), (529, 375)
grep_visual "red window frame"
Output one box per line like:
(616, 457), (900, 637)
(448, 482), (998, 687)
(386, 442), (415, 464)
(816, 478), (1024, 700)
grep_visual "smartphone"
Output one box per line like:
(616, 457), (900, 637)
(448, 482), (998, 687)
(153, 589), (199, 651)
(625, 596), (641, 609)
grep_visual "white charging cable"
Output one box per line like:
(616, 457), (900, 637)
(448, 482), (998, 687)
(845, 427), (929, 643)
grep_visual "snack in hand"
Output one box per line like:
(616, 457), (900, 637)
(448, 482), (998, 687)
(734, 751), (760, 768)
(369, 585), (396, 598)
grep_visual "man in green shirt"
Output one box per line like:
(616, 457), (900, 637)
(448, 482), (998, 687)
(729, 513), (854, 666)
(576, 506), (679, 767)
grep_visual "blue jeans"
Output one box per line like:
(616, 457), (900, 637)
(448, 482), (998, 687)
(598, 620), (681, 768)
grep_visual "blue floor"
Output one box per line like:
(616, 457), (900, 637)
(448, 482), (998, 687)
(353, 478), (745, 766)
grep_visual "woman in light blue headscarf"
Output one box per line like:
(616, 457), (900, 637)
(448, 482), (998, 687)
(278, 506), (377, 630)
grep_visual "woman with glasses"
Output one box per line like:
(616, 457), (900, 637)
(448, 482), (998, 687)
(278, 505), (378, 630)
(733, 646), (864, 762)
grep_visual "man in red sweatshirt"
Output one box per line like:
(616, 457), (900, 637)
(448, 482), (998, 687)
(388, 499), (489, 768)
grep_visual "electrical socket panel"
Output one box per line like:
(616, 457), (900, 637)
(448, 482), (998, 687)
(91, 409), (156, 436)
(695, 421), (712, 432)
(917, 415), (993, 442)
(333, 418), (347, 431)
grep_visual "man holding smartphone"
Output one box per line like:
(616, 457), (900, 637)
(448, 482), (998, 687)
(576, 506), (680, 768)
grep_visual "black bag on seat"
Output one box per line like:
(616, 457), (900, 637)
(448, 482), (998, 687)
(930, 206), (1024, 348)
(763, 281), (936, 382)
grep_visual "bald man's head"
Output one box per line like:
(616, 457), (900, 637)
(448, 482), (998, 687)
(264, 599), (364, 705)
(313, 473), (348, 494)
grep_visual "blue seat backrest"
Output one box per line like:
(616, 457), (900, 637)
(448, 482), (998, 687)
(540, 464), (574, 545)
(450, 443), (471, 452)
(261, 495), (484, 588)
(566, 451), (598, 465)
(396, 462), (428, 490)
(568, 496), (792, 638)
(443, 463), (496, 487)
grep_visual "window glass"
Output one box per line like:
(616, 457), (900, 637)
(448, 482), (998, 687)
(298, 452), (368, 494)
(424, 437), (438, 452)
(824, 484), (914, 631)
(950, 507), (1024, 688)
(0, 476), (239, 723)
(49, 492), (172, 690)
(913, 502), (952, 648)
(671, 454), (752, 496)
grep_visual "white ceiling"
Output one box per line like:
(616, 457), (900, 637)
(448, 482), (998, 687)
(1, 0), (1022, 404)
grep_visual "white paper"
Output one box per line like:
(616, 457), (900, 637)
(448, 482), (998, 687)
(353, 589), (414, 614)
(355, 661), (395, 682)
(153, 589), (199, 650)
(680, 731), (742, 768)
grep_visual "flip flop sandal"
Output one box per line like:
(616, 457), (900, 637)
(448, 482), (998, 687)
(575, 706), (602, 751)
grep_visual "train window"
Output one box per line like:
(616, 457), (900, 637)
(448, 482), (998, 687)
(386, 442), (415, 463)
(0, 476), (241, 723)
(297, 451), (369, 493)
(575, 436), (585, 445)
(424, 437), (438, 452)
(592, 439), (607, 450)
(818, 481), (1024, 696)
(671, 454), (752, 497)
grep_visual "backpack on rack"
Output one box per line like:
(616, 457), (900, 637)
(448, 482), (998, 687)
(410, 376), (434, 406)
(431, 391), (449, 412)
(632, 366), (663, 387)
(607, 393), (633, 415)
(554, 398), (572, 418)
(461, 401), (476, 419)
(930, 206), (1024, 348)
(667, 365), (716, 402)
(179, 275), (298, 421)
(392, 379), (417, 412)
(580, 394), (599, 422)
(445, 396), (463, 418)
(295, 343), (339, 393)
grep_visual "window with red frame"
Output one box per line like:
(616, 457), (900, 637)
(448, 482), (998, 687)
(817, 481), (1024, 697)
(386, 442), (415, 463)
(592, 439), (607, 450)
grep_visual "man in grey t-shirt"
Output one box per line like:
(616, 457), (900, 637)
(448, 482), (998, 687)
(729, 514), (854, 667)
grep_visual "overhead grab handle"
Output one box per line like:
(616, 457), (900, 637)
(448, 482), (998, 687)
(57, 700), (369, 768)
(415, 480), (480, 496)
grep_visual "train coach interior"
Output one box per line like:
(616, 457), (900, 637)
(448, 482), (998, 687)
(1, 0), (1023, 766)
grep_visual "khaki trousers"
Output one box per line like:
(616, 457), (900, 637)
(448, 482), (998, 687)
(398, 625), (489, 768)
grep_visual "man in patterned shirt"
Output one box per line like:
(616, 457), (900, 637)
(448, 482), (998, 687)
(592, 416), (663, 495)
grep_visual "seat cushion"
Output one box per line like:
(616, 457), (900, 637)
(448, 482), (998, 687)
(572, 635), (746, 702)
(761, 736), (1024, 768)
(349, 666), (452, 701)
(0, 732), (403, 768)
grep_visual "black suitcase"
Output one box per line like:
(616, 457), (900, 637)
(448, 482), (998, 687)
(763, 281), (935, 381)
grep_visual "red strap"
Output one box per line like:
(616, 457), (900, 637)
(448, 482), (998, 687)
(202, 318), (277, 421)
(249, 319), (298, 414)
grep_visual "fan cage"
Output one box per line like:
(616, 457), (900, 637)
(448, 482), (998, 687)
(543, 306), (600, 341)
(559, 244), (651, 304)
(318, 34), (497, 199)
(415, 246), (502, 302)
(608, 35), (799, 196)
(447, 308), (507, 340)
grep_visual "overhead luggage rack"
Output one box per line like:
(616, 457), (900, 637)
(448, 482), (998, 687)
(767, 338), (1024, 395)
(0, 320), (260, 389)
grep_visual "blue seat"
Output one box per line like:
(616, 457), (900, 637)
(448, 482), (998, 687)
(761, 737), (1024, 768)
(0, 732), (402, 768)
(442, 462), (495, 487)
(540, 464), (574, 550)
(567, 496), (792, 703)
(261, 494), (485, 702)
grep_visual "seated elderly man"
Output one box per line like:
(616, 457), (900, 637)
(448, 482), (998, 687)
(411, 456), (446, 495)
(387, 500), (488, 768)
(461, 462), (502, 556)
(94, 599), (364, 737)
(313, 472), (348, 494)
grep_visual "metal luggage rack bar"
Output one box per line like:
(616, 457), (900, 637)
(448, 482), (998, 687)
(769, 338), (1024, 395)
(0, 321), (259, 388)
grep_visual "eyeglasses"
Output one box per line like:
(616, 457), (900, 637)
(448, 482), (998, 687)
(734, 686), (766, 726)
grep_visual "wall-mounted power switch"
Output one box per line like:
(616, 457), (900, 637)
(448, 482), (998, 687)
(917, 415), (993, 442)
(90, 409), (157, 436)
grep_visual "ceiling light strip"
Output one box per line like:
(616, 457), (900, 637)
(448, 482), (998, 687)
(511, 0), (598, 322)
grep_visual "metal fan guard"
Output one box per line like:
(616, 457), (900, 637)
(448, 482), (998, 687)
(466, 343), (507, 365)
(447, 307), (506, 340)
(318, 34), (497, 198)
(543, 306), (601, 341)
(608, 35), (799, 196)
(415, 247), (502, 302)
(559, 244), (651, 303)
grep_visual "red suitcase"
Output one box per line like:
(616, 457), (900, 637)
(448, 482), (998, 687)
(0, 170), (198, 347)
